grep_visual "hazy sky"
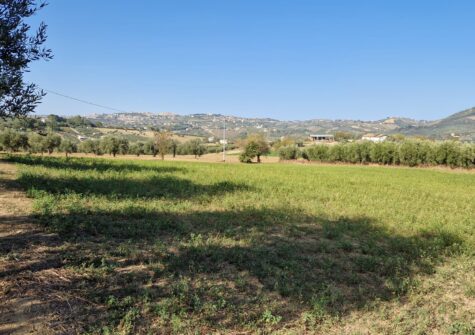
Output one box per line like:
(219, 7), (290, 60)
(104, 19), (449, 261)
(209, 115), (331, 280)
(26, 0), (475, 120)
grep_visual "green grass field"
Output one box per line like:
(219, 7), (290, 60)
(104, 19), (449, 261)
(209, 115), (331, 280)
(6, 156), (475, 334)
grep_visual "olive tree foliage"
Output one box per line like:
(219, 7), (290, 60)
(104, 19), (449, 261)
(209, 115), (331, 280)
(154, 129), (172, 160)
(278, 145), (300, 160)
(239, 141), (259, 163)
(43, 132), (61, 154)
(27, 131), (46, 153)
(59, 139), (76, 157)
(169, 139), (178, 158)
(299, 139), (475, 168)
(144, 140), (158, 157)
(100, 136), (121, 157)
(239, 133), (270, 163)
(0, 0), (52, 118)
(117, 138), (129, 155)
(0, 128), (28, 151)
(78, 139), (101, 155)
(129, 142), (145, 156)
(177, 139), (206, 158)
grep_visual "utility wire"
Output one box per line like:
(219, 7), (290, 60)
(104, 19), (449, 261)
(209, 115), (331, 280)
(43, 89), (131, 113)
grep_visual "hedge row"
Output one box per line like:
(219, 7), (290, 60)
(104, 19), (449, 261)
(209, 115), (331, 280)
(279, 140), (475, 168)
(0, 129), (212, 157)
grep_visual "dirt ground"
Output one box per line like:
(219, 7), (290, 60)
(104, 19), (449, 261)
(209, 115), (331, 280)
(9, 151), (280, 164)
(83, 151), (280, 164)
(0, 161), (88, 335)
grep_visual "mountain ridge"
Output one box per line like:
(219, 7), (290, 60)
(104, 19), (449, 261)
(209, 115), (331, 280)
(85, 107), (475, 141)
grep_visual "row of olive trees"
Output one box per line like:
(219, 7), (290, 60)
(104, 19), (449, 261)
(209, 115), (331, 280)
(0, 129), (76, 156)
(0, 129), (209, 159)
(278, 140), (475, 168)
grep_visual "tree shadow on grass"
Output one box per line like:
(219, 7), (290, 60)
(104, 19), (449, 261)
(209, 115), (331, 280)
(17, 173), (251, 200)
(0, 158), (465, 333)
(11, 154), (250, 201)
(5, 155), (185, 174)
(15, 206), (462, 332)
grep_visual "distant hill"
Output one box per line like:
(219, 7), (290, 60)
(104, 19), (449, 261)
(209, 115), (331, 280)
(85, 108), (475, 141)
(400, 107), (475, 140)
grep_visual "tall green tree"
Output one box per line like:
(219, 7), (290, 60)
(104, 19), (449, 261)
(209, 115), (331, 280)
(144, 140), (158, 157)
(169, 139), (178, 158)
(154, 130), (172, 160)
(0, 0), (52, 118)
(241, 133), (270, 163)
(78, 139), (101, 155)
(0, 128), (28, 151)
(59, 139), (76, 158)
(117, 138), (129, 155)
(28, 131), (47, 154)
(43, 132), (61, 154)
(129, 142), (145, 156)
(100, 136), (120, 157)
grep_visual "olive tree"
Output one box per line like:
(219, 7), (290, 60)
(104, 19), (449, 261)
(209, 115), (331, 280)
(43, 132), (61, 154)
(28, 132), (47, 154)
(78, 139), (101, 155)
(100, 136), (120, 157)
(154, 130), (172, 160)
(0, 128), (28, 151)
(0, 0), (53, 118)
(129, 142), (145, 156)
(240, 133), (270, 163)
(59, 139), (76, 157)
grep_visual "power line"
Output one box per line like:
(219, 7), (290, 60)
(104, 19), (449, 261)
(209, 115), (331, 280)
(43, 89), (131, 113)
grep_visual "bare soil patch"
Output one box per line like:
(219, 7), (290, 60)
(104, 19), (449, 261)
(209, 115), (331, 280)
(0, 161), (89, 335)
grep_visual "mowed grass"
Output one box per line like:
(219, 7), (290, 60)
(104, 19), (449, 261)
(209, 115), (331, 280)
(7, 155), (475, 334)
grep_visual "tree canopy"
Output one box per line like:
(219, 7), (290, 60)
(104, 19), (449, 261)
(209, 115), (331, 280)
(239, 133), (270, 163)
(0, 0), (52, 118)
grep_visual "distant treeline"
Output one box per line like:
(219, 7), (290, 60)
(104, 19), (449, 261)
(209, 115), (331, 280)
(0, 114), (102, 131)
(0, 128), (227, 158)
(278, 140), (475, 168)
(2, 127), (474, 168)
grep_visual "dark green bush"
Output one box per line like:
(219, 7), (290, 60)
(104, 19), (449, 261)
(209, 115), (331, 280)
(328, 144), (346, 162)
(300, 140), (474, 168)
(239, 142), (261, 163)
(177, 139), (207, 157)
(278, 146), (300, 160)
(239, 153), (253, 163)
(460, 144), (475, 168)
(304, 145), (330, 161)
(356, 141), (373, 164)
(435, 141), (461, 167)
(370, 141), (398, 165)
(398, 141), (419, 167)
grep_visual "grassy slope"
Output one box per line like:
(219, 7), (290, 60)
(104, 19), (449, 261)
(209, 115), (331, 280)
(9, 156), (475, 334)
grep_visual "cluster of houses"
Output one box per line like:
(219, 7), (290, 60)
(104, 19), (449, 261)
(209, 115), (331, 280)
(308, 133), (387, 143)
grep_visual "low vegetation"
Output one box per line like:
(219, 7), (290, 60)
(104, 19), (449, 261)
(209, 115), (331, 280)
(1, 126), (474, 169)
(3, 155), (474, 334)
(0, 128), (212, 159)
(285, 140), (474, 168)
(239, 134), (270, 163)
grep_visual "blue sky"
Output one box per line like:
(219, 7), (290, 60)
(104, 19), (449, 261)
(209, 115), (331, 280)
(26, 0), (475, 120)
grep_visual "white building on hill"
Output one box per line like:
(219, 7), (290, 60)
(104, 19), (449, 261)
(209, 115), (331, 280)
(361, 134), (387, 142)
(309, 134), (334, 142)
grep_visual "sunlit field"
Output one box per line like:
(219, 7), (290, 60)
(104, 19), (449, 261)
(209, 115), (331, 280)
(4, 155), (475, 334)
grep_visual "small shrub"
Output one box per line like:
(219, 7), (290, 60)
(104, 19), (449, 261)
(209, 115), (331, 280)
(278, 145), (299, 160)
(305, 144), (330, 161)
